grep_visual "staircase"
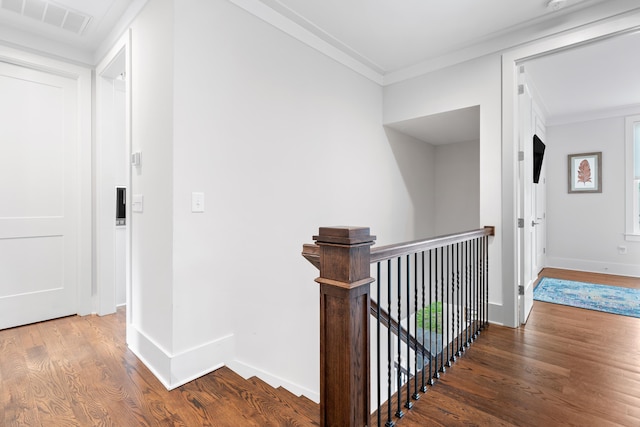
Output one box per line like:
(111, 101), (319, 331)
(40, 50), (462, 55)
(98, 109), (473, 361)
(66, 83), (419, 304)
(204, 366), (319, 426)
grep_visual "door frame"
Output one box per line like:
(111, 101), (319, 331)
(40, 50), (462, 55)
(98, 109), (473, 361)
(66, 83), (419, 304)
(95, 31), (132, 316)
(501, 16), (640, 328)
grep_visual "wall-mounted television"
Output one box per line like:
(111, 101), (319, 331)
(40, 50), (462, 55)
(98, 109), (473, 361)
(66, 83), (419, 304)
(533, 134), (545, 184)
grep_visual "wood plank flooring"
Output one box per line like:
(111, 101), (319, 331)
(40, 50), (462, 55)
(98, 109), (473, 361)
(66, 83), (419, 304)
(394, 268), (640, 427)
(0, 307), (319, 426)
(1, 268), (639, 426)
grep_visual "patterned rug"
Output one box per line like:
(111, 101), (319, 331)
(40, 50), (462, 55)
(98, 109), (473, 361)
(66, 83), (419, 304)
(534, 277), (640, 318)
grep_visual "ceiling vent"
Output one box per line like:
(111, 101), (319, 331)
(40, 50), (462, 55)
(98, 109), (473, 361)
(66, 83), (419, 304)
(0, 0), (91, 35)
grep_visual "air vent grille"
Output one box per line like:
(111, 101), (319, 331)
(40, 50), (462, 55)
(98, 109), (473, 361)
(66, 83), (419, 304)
(0, 0), (92, 35)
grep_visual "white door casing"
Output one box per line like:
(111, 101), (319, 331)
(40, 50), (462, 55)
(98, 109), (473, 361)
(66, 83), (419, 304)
(532, 105), (547, 277)
(517, 75), (535, 325)
(0, 57), (90, 329)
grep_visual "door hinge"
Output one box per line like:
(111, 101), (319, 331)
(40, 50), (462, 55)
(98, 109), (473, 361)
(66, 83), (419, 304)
(518, 151), (525, 161)
(518, 285), (524, 295)
(543, 247), (546, 254)
(517, 218), (524, 228)
(518, 84), (524, 95)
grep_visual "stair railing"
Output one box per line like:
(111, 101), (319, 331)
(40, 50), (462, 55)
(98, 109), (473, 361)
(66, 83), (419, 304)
(302, 226), (494, 427)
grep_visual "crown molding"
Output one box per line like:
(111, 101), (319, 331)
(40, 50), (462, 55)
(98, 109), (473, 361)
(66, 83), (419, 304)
(228, 0), (384, 85)
(546, 103), (640, 126)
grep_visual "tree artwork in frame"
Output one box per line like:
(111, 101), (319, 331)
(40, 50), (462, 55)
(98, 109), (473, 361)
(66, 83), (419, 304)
(568, 152), (602, 193)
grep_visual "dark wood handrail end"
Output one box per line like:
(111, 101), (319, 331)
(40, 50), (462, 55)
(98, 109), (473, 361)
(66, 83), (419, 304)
(484, 225), (496, 236)
(301, 244), (320, 270)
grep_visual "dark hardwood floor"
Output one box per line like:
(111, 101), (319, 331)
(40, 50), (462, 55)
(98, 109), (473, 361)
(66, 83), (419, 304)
(395, 268), (640, 427)
(1, 268), (639, 426)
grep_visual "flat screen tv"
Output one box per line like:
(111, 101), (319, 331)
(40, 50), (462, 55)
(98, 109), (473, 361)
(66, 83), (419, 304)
(533, 134), (545, 184)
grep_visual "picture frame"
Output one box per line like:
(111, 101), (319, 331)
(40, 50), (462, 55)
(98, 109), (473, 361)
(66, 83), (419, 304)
(568, 152), (602, 193)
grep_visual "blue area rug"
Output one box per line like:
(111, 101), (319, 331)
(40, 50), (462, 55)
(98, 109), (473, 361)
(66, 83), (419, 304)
(534, 277), (640, 318)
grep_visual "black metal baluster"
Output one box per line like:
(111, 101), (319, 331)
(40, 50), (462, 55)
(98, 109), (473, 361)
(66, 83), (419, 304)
(464, 239), (470, 349)
(433, 248), (441, 379)
(428, 249), (435, 385)
(474, 237), (480, 339)
(413, 253), (420, 400)
(376, 262), (381, 427)
(481, 237), (484, 332)
(386, 260), (394, 427)
(480, 236), (484, 332)
(396, 257), (404, 419)
(450, 244), (457, 364)
(456, 242), (462, 357)
(405, 255), (413, 410)
(421, 251), (428, 392)
(484, 235), (489, 329)
(442, 245), (452, 368)
(439, 246), (446, 374)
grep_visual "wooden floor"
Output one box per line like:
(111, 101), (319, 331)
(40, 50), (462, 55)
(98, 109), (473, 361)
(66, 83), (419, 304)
(395, 268), (640, 427)
(1, 268), (639, 426)
(0, 306), (319, 426)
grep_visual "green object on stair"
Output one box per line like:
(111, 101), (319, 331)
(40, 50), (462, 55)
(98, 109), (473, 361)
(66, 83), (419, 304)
(416, 301), (443, 333)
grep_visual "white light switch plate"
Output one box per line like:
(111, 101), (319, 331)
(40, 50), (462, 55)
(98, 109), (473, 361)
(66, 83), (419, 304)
(132, 194), (143, 212)
(192, 192), (205, 213)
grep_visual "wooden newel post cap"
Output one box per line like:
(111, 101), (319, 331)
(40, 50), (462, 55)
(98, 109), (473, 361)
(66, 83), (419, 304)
(313, 226), (376, 246)
(313, 227), (376, 289)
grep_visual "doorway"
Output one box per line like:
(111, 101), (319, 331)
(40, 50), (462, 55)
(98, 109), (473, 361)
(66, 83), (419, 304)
(503, 20), (640, 327)
(96, 35), (131, 316)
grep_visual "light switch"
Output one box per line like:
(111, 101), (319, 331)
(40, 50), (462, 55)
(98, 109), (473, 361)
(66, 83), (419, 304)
(192, 192), (205, 213)
(132, 194), (143, 212)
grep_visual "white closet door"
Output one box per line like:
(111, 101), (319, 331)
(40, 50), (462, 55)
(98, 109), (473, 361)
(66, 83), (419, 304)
(0, 61), (79, 329)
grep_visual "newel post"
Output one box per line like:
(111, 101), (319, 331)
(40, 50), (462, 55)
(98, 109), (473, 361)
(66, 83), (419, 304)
(313, 226), (376, 427)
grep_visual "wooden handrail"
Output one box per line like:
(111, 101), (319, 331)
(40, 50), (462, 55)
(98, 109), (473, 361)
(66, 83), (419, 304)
(371, 226), (494, 263)
(302, 226), (495, 269)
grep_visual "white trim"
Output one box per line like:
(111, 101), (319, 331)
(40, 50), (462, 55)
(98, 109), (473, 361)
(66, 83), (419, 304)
(127, 324), (236, 390)
(93, 0), (149, 66)
(227, 0), (383, 84)
(227, 359), (320, 403)
(625, 115), (640, 237)
(546, 256), (640, 278)
(548, 103), (640, 126)
(625, 233), (640, 242)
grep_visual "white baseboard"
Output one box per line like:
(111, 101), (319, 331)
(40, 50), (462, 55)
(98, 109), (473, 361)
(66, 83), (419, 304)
(127, 325), (236, 390)
(546, 257), (640, 278)
(227, 359), (320, 403)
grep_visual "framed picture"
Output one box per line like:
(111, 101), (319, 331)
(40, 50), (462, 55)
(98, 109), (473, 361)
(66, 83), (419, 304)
(568, 152), (602, 193)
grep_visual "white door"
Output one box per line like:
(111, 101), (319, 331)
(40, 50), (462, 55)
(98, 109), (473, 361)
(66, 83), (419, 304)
(518, 78), (535, 325)
(0, 61), (79, 329)
(531, 108), (547, 276)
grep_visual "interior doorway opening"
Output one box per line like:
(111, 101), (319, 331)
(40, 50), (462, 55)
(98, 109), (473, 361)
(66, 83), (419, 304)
(96, 38), (130, 316)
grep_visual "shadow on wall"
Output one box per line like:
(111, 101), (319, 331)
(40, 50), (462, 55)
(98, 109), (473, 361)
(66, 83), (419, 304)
(385, 106), (481, 238)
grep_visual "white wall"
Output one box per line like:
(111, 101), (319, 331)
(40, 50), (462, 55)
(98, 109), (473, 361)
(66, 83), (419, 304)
(383, 55), (505, 322)
(384, 127), (436, 238)
(127, 0), (175, 385)
(122, 0), (430, 395)
(546, 116), (640, 276)
(434, 140), (480, 235)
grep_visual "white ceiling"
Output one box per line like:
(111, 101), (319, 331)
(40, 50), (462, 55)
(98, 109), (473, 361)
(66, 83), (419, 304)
(386, 106), (480, 146)
(0, 0), (638, 141)
(0, 0), (134, 55)
(525, 30), (640, 124)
